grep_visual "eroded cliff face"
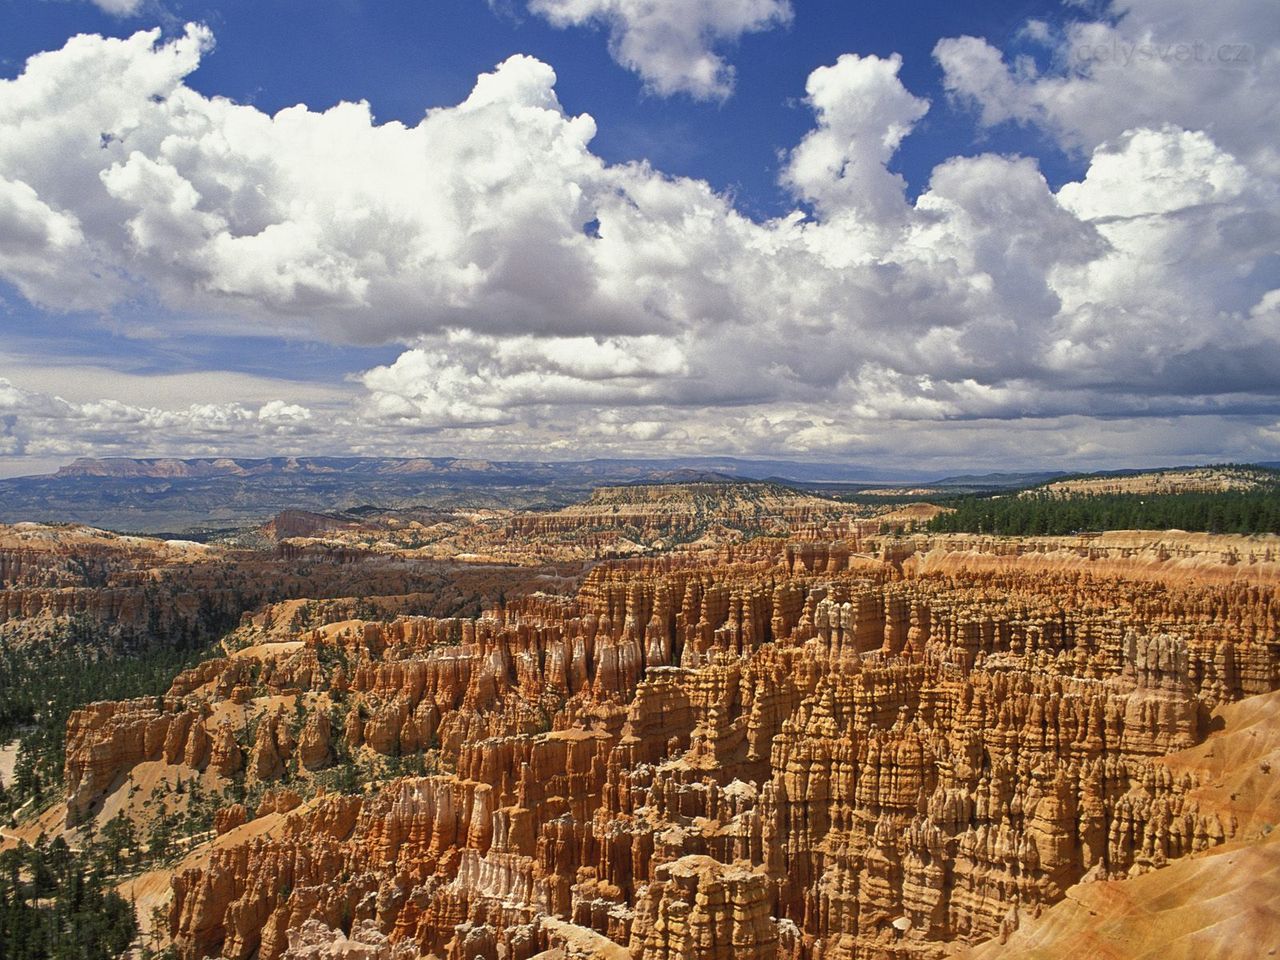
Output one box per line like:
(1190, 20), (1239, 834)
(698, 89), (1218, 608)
(0, 522), (569, 652)
(58, 535), (1280, 959)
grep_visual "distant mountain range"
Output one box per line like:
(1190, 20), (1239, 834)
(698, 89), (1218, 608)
(1, 455), (917, 533)
(1, 456), (1272, 535)
(46, 455), (890, 482)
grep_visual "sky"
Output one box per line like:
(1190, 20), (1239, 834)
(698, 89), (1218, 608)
(0, 0), (1277, 477)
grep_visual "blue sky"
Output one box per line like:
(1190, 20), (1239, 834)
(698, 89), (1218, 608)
(0, 0), (1277, 475)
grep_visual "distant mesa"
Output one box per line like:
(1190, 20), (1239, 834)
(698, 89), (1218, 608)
(1035, 465), (1277, 497)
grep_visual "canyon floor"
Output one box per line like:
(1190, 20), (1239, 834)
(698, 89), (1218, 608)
(1, 480), (1278, 959)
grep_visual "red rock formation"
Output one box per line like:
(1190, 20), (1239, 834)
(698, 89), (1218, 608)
(49, 530), (1280, 959)
(629, 856), (776, 960)
(64, 699), (209, 824)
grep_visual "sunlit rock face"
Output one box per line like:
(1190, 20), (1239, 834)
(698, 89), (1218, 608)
(57, 530), (1280, 959)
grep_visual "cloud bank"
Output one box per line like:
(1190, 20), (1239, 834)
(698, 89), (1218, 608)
(0, 0), (1277, 472)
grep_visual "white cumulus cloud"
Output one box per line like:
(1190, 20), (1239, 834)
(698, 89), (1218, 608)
(934, 0), (1280, 169)
(0, 377), (320, 465)
(88, 0), (144, 15)
(527, 0), (792, 100)
(782, 53), (929, 231)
